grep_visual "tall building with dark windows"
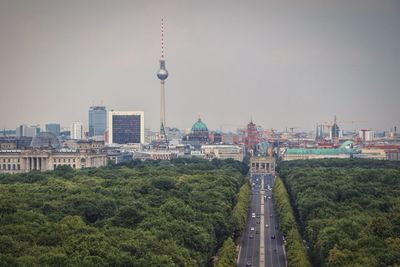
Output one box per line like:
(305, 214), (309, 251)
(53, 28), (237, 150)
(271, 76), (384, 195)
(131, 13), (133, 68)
(107, 111), (144, 144)
(45, 123), (60, 137)
(89, 106), (107, 139)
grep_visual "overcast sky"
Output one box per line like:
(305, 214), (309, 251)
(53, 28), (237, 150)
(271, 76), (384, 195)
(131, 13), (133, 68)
(0, 0), (399, 132)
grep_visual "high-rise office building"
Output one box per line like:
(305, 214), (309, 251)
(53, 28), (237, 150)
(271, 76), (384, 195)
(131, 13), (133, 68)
(45, 123), (61, 137)
(107, 111), (144, 144)
(89, 106), (107, 139)
(70, 122), (84, 140)
(16, 125), (40, 138)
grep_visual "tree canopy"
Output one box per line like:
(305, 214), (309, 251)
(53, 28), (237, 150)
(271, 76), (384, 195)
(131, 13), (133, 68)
(0, 158), (249, 267)
(277, 159), (400, 267)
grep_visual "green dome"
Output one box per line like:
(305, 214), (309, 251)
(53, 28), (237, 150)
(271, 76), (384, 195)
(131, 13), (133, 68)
(191, 118), (208, 132)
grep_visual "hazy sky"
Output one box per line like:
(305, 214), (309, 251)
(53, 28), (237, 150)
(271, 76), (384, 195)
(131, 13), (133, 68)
(0, 0), (399, 132)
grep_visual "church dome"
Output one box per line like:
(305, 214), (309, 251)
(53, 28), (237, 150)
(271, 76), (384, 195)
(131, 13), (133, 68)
(191, 118), (208, 133)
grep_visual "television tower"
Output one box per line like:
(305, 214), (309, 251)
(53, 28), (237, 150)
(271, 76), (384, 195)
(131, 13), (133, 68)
(157, 19), (168, 143)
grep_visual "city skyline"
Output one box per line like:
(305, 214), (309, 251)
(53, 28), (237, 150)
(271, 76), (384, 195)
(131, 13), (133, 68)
(0, 0), (399, 131)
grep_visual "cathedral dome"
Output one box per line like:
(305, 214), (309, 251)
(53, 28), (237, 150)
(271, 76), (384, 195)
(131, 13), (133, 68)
(191, 118), (208, 133)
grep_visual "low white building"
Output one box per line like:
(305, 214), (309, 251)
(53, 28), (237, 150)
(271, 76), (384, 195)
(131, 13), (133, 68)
(134, 150), (178, 160)
(201, 144), (244, 161)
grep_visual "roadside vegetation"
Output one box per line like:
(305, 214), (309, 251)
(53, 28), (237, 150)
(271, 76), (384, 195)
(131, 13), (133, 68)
(214, 180), (250, 267)
(273, 176), (312, 267)
(213, 237), (237, 267)
(277, 159), (400, 267)
(0, 158), (249, 267)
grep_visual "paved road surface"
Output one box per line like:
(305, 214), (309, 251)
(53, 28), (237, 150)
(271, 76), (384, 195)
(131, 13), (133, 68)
(238, 173), (286, 267)
(263, 174), (286, 267)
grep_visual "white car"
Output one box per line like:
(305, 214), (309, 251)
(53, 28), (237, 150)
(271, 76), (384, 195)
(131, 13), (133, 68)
(250, 227), (255, 231)
(265, 224), (269, 228)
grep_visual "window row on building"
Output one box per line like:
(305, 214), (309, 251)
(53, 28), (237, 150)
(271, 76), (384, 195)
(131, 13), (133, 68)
(2, 158), (20, 163)
(0, 164), (21, 171)
(53, 158), (76, 163)
(53, 163), (76, 169)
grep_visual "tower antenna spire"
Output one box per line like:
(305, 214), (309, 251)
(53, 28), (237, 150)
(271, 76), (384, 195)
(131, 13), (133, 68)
(161, 18), (164, 59)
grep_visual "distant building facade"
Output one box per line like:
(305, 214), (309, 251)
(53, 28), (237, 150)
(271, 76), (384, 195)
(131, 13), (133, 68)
(89, 106), (107, 139)
(359, 130), (374, 142)
(357, 145), (400, 161)
(0, 149), (107, 173)
(0, 137), (106, 174)
(282, 141), (358, 161)
(202, 144), (244, 161)
(45, 123), (61, 137)
(134, 150), (178, 160)
(107, 111), (144, 144)
(16, 125), (40, 138)
(70, 122), (84, 140)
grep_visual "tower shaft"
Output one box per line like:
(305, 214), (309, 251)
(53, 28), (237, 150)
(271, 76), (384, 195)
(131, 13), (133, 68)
(160, 80), (166, 139)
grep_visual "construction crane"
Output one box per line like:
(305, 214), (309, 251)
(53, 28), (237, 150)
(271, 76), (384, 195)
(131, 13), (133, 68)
(319, 120), (367, 126)
(317, 119), (368, 139)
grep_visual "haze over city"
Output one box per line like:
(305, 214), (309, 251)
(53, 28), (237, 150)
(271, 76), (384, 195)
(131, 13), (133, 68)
(0, 0), (399, 131)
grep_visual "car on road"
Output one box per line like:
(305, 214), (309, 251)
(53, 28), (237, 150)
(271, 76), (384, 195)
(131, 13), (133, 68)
(265, 224), (269, 228)
(246, 261), (252, 266)
(249, 235), (254, 239)
(251, 213), (256, 218)
(250, 227), (255, 231)
(271, 235), (276, 239)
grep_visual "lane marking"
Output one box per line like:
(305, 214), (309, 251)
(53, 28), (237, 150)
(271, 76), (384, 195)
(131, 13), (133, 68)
(260, 187), (265, 267)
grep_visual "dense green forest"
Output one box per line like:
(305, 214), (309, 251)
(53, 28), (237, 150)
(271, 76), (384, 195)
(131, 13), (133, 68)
(0, 158), (249, 267)
(277, 159), (400, 267)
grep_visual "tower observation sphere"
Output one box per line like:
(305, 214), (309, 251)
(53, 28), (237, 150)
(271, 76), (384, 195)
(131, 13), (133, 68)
(157, 60), (168, 80)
